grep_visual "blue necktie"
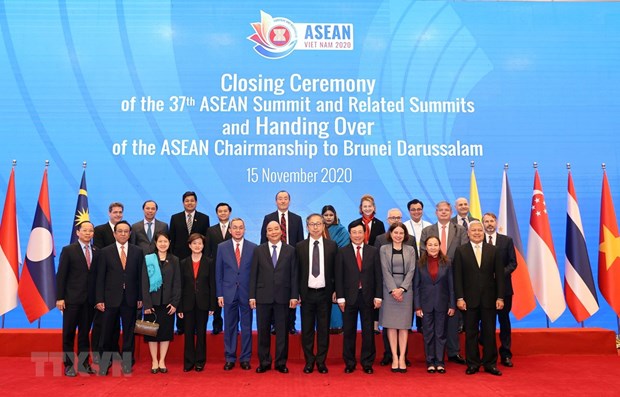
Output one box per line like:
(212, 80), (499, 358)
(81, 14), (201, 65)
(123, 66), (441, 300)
(147, 222), (153, 241)
(271, 245), (278, 267)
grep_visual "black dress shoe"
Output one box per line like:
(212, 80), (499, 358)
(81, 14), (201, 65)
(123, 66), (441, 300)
(466, 366), (479, 375)
(448, 354), (466, 365)
(484, 366), (502, 376)
(317, 364), (328, 374)
(270, 325), (276, 335)
(391, 367), (399, 373)
(151, 368), (159, 374)
(427, 366), (436, 373)
(289, 327), (297, 335)
(79, 364), (96, 374)
(159, 367), (168, 374)
(405, 359), (411, 367)
(195, 364), (204, 372)
(183, 365), (194, 372)
(276, 365), (289, 373)
(363, 367), (374, 374)
(64, 367), (77, 377)
(344, 366), (355, 373)
(256, 365), (270, 373)
(379, 356), (392, 366)
(501, 357), (514, 367)
(303, 364), (313, 374)
(224, 362), (235, 371)
(437, 367), (446, 374)
(212, 328), (222, 335)
(240, 361), (251, 370)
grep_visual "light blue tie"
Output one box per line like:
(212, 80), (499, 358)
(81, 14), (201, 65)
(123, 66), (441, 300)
(271, 245), (278, 267)
(147, 222), (153, 241)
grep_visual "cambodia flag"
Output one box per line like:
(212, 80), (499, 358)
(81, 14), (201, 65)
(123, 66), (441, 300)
(564, 171), (599, 322)
(598, 170), (620, 316)
(69, 170), (89, 243)
(18, 167), (56, 323)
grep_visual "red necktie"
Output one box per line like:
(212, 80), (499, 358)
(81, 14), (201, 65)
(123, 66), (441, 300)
(235, 243), (241, 268)
(280, 213), (287, 243)
(440, 226), (447, 255)
(356, 245), (362, 288)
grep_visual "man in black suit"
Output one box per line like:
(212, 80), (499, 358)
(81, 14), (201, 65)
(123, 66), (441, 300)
(169, 191), (210, 334)
(169, 191), (210, 260)
(56, 221), (97, 377)
(93, 202), (124, 249)
(335, 220), (382, 374)
(205, 202), (232, 335)
(95, 221), (144, 375)
(260, 190), (304, 334)
(483, 212), (517, 368)
(453, 220), (504, 376)
(451, 197), (478, 230)
(297, 213), (338, 374)
(250, 221), (299, 374)
(130, 200), (168, 254)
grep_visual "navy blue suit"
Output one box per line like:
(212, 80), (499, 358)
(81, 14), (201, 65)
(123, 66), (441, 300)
(216, 238), (257, 364)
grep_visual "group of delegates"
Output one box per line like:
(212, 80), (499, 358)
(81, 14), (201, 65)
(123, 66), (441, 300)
(56, 191), (516, 378)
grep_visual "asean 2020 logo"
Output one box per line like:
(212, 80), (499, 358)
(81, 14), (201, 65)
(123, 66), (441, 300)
(248, 11), (298, 59)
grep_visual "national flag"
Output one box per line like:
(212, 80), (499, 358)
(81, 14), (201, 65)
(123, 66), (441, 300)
(0, 168), (20, 316)
(526, 169), (566, 322)
(598, 170), (620, 315)
(18, 168), (56, 322)
(497, 168), (536, 319)
(70, 170), (89, 243)
(564, 170), (598, 322)
(469, 166), (482, 220)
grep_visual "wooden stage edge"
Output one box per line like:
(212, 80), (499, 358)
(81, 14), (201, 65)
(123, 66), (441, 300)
(0, 328), (616, 360)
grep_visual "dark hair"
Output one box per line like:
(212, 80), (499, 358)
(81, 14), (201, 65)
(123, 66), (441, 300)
(418, 235), (449, 267)
(386, 222), (409, 243)
(114, 220), (131, 232)
(321, 205), (340, 225)
(153, 232), (170, 252)
(407, 199), (424, 210)
(306, 213), (323, 224)
(215, 202), (232, 212)
(483, 212), (497, 220)
(77, 221), (93, 230)
(187, 232), (205, 245)
(142, 200), (158, 210)
(275, 190), (290, 200)
(348, 219), (366, 233)
(182, 191), (197, 201)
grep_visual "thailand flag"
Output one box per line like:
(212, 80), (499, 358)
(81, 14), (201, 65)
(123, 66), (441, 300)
(18, 167), (56, 323)
(564, 171), (599, 322)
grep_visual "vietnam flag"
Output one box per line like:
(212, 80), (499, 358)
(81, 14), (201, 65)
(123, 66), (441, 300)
(598, 170), (620, 316)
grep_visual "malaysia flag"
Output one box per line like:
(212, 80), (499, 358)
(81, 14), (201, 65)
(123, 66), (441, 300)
(526, 168), (565, 322)
(18, 167), (56, 323)
(564, 170), (598, 322)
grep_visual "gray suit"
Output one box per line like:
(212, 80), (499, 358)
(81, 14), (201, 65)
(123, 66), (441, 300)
(130, 219), (169, 254)
(379, 244), (415, 329)
(420, 222), (469, 357)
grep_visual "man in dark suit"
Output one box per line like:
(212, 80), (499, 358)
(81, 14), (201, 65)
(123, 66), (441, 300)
(420, 200), (469, 365)
(250, 221), (299, 374)
(206, 202), (232, 335)
(93, 202), (124, 249)
(451, 197), (478, 230)
(169, 191), (210, 334)
(453, 220), (505, 376)
(335, 220), (382, 374)
(95, 220), (144, 375)
(130, 200), (168, 254)
(216, 218), (256, 371)
(260, 190), (304, 334)
(56, 221), (97, 377)
(297, 213), (338, 374)
(374, 208), (416, 367)
(169, 191), (210, 260)
(483, 212), (517, 368)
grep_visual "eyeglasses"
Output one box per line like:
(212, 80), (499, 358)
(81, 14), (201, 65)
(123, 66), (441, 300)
(307, 222), (323, 227)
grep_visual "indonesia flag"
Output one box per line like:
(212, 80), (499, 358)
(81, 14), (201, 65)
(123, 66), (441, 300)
(598, 169), (620, 316)
(18, 167), (56, 323)
(497, 167), (536, 319)
(564, 170), (599, 322)
(0, 167), (20, 316)
(526, 168), (566, 322)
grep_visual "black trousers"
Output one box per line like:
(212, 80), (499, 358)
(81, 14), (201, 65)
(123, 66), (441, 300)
(300, 288), (331, 366)
(183, 308), (209, 369)
(62, 302), (94, 368)
(463, 306), (497, 369)
(497, 295), (513, 359)
(257, 303), (289, 368)
(342, 290), (375, 368)
(99, 298), (137, 367)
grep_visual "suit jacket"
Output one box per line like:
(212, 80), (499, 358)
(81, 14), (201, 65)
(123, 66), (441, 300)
(179, 255), (216, 312)
(93, 223), (115, 249)
(486, 234), (517, 296)
(56, 242), (99, 305)
(249, 242), (299, 304)
(349, 217), (385, 246)
(96, 243), (144, 308)
(379, 244), (416, 294)
(420, 222), (469, 260)
(374, 232), (418, 261)
(335, 243), (382, 306)
(206, 222), (232, 260)
(141, 253), (181, 310)
(260, 211), (304, 246)
(130, 219), (169, 254)
(296, 238), (338, 300)
(216, 239), (257, 303)
(169, 210), (210, 259)
(453, 242), (505, 309)
(413, 259), (455, 313)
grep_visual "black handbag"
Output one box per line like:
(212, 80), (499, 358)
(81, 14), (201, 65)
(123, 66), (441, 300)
(135, 312), (159, 337)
